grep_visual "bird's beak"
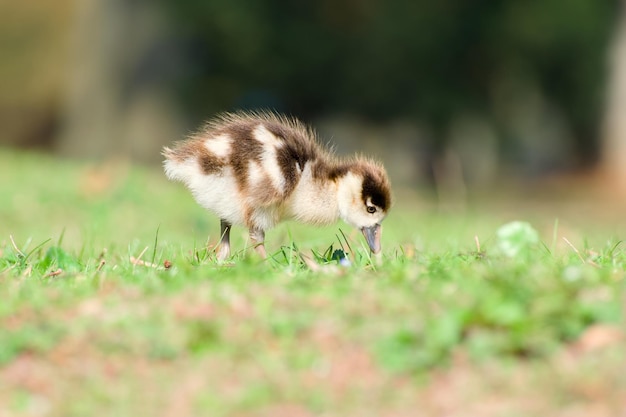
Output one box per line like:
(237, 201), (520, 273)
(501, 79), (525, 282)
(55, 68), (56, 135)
(361, 224), (382, 254)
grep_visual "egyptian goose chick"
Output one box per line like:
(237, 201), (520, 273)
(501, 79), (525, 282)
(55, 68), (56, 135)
(163, 111), (391, 261)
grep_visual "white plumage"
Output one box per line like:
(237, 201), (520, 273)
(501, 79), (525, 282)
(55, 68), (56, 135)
(163, 111), (391, 260)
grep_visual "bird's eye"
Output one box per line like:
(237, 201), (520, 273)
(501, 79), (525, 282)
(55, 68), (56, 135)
(366, 206), (376, 214)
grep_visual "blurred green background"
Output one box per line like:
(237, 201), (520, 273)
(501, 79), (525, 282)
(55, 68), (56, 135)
(1, 0), (625, 191)
(2, 4), (626, 415)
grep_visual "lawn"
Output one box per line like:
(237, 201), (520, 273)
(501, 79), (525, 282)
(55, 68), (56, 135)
(0, 148), (624, 417)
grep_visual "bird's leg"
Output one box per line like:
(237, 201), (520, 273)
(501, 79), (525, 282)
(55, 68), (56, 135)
(249, 228), (267, 259)
(216, 219), (231, 261)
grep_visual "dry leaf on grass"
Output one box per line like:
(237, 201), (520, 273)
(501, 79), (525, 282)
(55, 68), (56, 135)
(44, 269), (63, 278)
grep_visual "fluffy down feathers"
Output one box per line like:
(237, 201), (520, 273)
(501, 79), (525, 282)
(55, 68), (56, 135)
(163, 110), (391, 259)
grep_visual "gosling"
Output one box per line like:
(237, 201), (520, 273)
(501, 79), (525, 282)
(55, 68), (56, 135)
(163, 111), (391, 261)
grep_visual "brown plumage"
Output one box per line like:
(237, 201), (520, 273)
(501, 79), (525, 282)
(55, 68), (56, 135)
(163, 111), (391, 260)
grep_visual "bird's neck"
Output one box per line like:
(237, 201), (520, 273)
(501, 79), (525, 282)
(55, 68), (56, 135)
(286, 161), (341, 225)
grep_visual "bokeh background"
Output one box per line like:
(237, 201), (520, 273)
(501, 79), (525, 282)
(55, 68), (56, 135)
(2, 0), (626, 194)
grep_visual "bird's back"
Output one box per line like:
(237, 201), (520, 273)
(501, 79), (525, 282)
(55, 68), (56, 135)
(163, 111), (326, 227)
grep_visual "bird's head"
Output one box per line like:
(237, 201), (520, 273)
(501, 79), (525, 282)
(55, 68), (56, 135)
(336, 159), (391, 254)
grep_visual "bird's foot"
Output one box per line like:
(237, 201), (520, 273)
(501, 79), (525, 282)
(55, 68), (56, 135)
(215, 243), (231, 262)
(253, 243), (268, 259)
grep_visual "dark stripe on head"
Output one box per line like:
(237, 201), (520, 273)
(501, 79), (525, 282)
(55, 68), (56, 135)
(361, 170), (391, 211)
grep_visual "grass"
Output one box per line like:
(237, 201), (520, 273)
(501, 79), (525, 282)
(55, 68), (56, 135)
(0, 148), (625, 416)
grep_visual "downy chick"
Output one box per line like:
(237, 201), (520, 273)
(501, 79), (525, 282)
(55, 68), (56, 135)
(163, 111), (391, 261)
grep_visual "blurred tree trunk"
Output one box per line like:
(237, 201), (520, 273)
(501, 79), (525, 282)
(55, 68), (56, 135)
(602, 3), (626, 190)
(56, 0), (183, 163)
